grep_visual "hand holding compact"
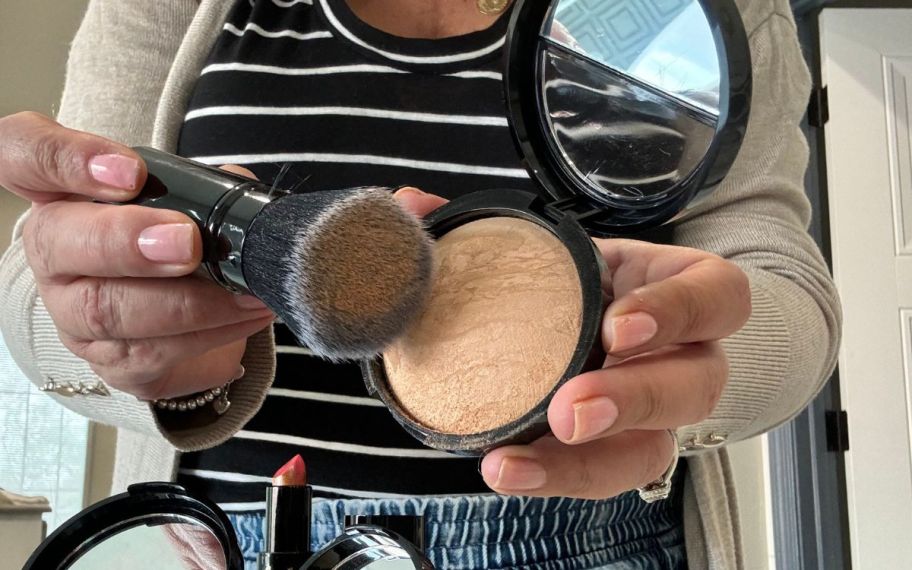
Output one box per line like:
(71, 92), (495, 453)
(481, 239), (751, 498)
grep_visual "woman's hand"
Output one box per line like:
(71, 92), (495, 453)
(0, 111), (278, 400)
(480, 239), (751, 498)
(0, 112), (445, 402)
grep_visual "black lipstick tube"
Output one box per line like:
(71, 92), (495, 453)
(130, 146), (287, 294)
(257, 484), (313, 570)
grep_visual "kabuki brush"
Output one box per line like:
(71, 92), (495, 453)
(128, 147), (434, 360)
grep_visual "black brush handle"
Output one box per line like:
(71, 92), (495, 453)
(129, 147), (282, 293)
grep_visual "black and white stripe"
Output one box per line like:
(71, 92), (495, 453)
(176, 0), (532, 508)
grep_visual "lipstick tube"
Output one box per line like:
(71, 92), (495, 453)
(257, 455), (312, 570)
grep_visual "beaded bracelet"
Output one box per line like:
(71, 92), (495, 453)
(153, 366), (244, 415)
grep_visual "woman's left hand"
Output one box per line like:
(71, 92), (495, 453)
(391, 186), (752, 499)
(480, 238), (751, 499)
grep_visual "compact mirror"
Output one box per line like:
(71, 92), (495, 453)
(68, 518), (226, 570)
(25, 484), (433, 570)
(24, 484), (243, 570)
(506, 0), (751, 234)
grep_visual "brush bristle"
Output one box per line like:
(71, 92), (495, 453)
(243, 188), (434, 360)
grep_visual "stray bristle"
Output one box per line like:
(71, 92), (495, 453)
(244, 187), (434, 360)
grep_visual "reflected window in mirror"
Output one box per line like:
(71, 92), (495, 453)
(545, 0), (720, 114)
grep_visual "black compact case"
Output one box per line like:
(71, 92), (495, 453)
(362, 189), (609, 454)
(361, 0), (752, 455)
(25, 483), (434, 570)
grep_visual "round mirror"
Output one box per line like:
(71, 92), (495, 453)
(505, 0), (751, 234)
(69, 516), (226, 570)
(24, 484), (242, 570)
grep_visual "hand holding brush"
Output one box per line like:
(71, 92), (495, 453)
(0, 112), (443, 403)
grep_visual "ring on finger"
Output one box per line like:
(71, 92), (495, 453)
(637, 429), (680, 503)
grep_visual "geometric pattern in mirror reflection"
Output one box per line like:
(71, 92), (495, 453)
(554, 0), (692, 68)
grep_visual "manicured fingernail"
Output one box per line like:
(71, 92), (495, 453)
(236, 295), (269, 311)
(571, 397), (619, 443)
(483, 456), (546, 491)
(138, 223), (195, 263)
(234, 365), (246, 379)
(605, 312), (657, 352)
(89, 154), (140, 190)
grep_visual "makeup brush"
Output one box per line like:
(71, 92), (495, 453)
(129, 147), (434, 360)
(259, 454), (312, 570)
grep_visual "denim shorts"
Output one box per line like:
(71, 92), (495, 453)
(228, 466), (686, 570)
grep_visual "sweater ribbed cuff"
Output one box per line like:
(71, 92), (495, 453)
(677, 271), (791, 452)
(153, 323), (276, 451)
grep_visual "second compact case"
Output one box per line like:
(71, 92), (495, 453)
(362, 0), (752, 455)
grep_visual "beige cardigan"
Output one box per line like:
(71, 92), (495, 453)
(0, 1), (841, 568)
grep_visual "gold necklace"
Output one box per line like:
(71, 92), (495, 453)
(476, 0), (509, 16)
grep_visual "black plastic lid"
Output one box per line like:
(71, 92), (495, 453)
(23, 483), (243, 570)
(503, 0), (752, 236)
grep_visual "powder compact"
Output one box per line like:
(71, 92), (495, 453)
(362, 0), (753, 455)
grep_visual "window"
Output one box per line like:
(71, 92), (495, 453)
(0, 332), (89, 530)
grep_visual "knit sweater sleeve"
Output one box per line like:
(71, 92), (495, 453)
(0, 0), (275, 451)
(675, 2), (842, 451)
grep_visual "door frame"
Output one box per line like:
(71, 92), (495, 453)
(765, 5), (858, 570)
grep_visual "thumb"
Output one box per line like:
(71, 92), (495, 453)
(393, 186), (448, 218)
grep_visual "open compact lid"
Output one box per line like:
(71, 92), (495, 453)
(25, 483), (433, 570)
(504, 0), (752, 235)
(24, 483), (243, 570)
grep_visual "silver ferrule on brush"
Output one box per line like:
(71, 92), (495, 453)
(130, 146), (283, 293)
(207, 185), (277, 292)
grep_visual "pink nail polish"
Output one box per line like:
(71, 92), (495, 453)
(607, 312), (658, 352)
(89, 154), (140, 190)
(138, 224), (195, 263)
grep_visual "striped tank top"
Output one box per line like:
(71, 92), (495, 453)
(175, 0), (542, 510)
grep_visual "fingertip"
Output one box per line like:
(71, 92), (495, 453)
(88, 152), (146, 200)
(136, 223), (195, 264)
(479, 452), (502, 488)
(219, 164), (258, 179)
(601, 311), (658, 354)
(547, 391), (576, 443)
(393, 186), (425, 197)
(393, 186), (448, 218)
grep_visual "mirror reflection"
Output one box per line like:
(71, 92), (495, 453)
(70, 518), (225, 570)
(540, 0), (722, 202)
(545, 0), (720, 114)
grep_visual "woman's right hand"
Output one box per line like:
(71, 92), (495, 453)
(0, 112), (275, 401)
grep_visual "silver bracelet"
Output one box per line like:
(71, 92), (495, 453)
(153, 366), (243, 415)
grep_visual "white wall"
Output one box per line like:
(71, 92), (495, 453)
(0, 0), (92, 249)
(0, 0), (117, 506)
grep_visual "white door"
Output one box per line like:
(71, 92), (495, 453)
(821, 8), (912, 569)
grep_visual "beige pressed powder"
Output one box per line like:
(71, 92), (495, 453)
(383, 217), (583, 435)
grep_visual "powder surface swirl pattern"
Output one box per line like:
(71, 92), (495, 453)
(383, 217), (583, 435)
